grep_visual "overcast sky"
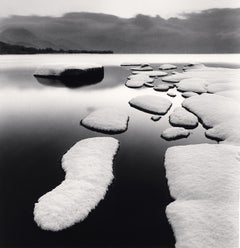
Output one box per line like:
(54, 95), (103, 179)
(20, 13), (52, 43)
(0, 0), (240, 18)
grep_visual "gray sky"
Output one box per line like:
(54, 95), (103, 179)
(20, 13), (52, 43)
(0, 0), (240, 18)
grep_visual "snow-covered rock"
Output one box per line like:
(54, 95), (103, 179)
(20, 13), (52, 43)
(182, 93), (240, 128)
(169, 107), (198, 128)
(165, 144), (240, 201)
(154, 83), (174, 92)
(151, 115), (161, 121)
(167, 90), (176, 97)
(181, 92), (198, 98)
(207, 82), (240, 93)
(81, 108), (129, 134)
(159, 64), (177, 70)
(166, 200), (238, 248)
(216, 90), (240, 103)
(34, 137), (119, 231)
(131, 65), (153, 71)
(132, 70), (168, 77)
(34, 63), (104, 82)
(144, 82), (154, 87)
(161, 127), (190, 140)
(129, 95), (172, 115)
(177, 78), (208, 93)
(126, 74), (154, 88)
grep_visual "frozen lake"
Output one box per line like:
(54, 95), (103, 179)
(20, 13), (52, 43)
(0, 54), (239, 247)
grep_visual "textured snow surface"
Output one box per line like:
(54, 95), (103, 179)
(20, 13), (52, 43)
(161, 127), (190, 140)
(81, 108), (129, 133)
(34, 137), (119, 231)
(126, 74), (154, 88)
(34, 63), (103, 77)
(206, 118), (240, 145)
(129, 95), (172, 114)
(177, 78), (208, 93)
(182, 93), (240, 127)
(159, 64), (177, 70)
(165, 144), (240, 201)
(132, 70), (168, 77)
(166, 200), (238, 248)
(181, 92), (198, 98)
(169, 107), (198, 128)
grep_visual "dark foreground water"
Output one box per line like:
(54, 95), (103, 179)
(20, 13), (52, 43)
(0, 55), (232, 248)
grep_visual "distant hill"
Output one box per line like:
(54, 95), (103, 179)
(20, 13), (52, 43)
(0, 41), (113, 54)
(0, 9), (239, 53)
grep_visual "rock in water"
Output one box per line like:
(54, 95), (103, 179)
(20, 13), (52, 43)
(161, 127), (190, 140)
(34, 137), (119, 231)
(81, 108), (129, 134)
(34, 63), (104, 86)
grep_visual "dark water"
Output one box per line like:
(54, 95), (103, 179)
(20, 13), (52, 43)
(0, 60), (224, 248)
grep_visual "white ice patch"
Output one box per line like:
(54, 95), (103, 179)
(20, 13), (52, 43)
(81, 108), (129, 133)
(166, 200), (238, 248)
(34, 63), (103, 77)
(206, 118), (240, 145)
(126, 74), (154, 88)
(132, 70), (168, 77)
(165, 144), (240, 201)
(159, 64), (177, 70)
(181, 92), (198, 98)
(177, 78), (208, 93)
(34, 137), (119, 231)
(169, 107), (198, 128)
(182, 93), (240, 128)
(129, 95), (172, 115)
(161, 127), (190, 140)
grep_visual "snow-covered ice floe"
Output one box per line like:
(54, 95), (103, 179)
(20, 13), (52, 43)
(165, 144), (240, 201)
(159, 64), (177, 70)
(34, 63), (104, 85)
(164, 143), (240, 247)
(154, 83), (174, 92)
(181, 92), (198, 98)
(132, 70), (168, 77)
(81, 107), (129, 134)
(34, 137), (119, 231)
(130, 65), (153, 71)
(169, 107), (198, 128)
(161, 127), (190, 140)
(129, 95), (172, 115)
(126, 74), (154, 88)
(177, 78), (208, 93)
(166, 200), (238, 248)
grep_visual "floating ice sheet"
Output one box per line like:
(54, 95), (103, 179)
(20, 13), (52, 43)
(34, 137), (119, 231)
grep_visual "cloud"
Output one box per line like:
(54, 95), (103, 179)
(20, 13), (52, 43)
(0, 8), (239, 53)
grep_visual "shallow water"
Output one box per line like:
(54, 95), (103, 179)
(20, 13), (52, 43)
(0, 54), (238, 248)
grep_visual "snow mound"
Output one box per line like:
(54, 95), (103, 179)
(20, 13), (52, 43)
(126, 74), (154, 88)
(159, 64), (177, 70)
(81, 108), (129, 134)
(132, 70), (168, 77)
(167, 90), (176, 97)
(181, 92), (198, 98)
(182, 93), (240, 128)
(165, 144), (240, 201)
(161, 127), (190, 140)
(166, 200), (238, 248)
(216, 90), (240, 103)
(177, 78), (208, 93)
(34, 137), (119, 231)
(162, 72), (187, 83)
(169, 107), (198, 128)
(144, 82), (154, 87)
(154, 83), (174, 92)
(129, 95), (172, 115)
(207, 82), (240, 93)
(206, 118), (240, 145)
(151, 115), (161, 121)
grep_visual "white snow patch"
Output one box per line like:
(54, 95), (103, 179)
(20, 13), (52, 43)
(216, 90), (240, 103)
(165, 144), (240, 201)
(182, 93), (240, 128)
(177, 78), (208, 93)
(81, 108), (129, 133)
(126, 74), (154, 88)
(207, 82), (240, 93)
(161, 127), (190, 140)
(132, 70), (168, 77)
(159, 64), (177, 70)
(181, 92), (198, 98)
(34, 137), (119, 231)
(169, 107), (198, 128)
(129, 95), (172, 115)
(166, 200), (238, 248)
